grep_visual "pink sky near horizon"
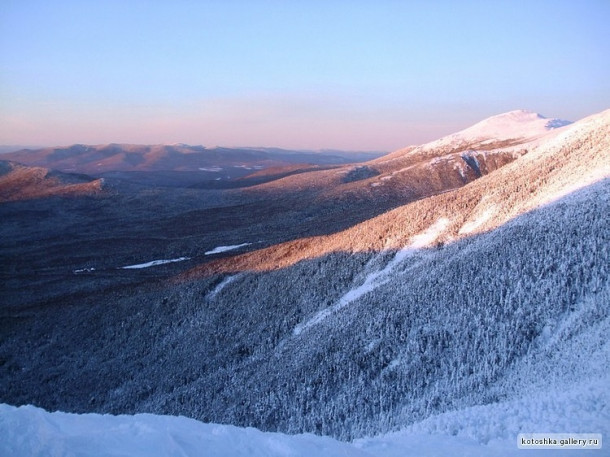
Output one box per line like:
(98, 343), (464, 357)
(1, 93), (473, 151)
(1, 1), (608, 151)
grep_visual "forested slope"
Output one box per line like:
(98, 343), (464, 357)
(0, 110), (607, 441)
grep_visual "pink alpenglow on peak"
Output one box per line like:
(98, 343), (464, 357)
(430, 110), (573, 148)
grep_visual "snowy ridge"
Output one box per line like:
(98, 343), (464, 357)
(454, 110), (570, 141)
(369, 110), (573, 192)
(467, 108), (610, 230)
(427, 110), (572, 149)
(374, 110), (573, 164)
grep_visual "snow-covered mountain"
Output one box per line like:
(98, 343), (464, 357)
(186, 109), (608, 275)
(1, 109), (608, 455)
(246, 110), (574, 214)
(424, 109), (571, 148)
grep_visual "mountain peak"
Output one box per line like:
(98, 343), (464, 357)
(493, 109), (544, 118)
(430, 110), (573, 148)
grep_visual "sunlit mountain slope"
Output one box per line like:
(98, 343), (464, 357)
(1, 109), (607, 444)
(0, 161), (104, 202)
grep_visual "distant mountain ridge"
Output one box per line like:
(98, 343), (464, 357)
(1, 143), (384, 175)
(0, 161), (103, 202)
(1, 110), (571, 194)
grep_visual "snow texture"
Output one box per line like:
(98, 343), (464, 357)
(429, 110), (572, 148)
(2, 369), (608, 457)
(120, 257), (190, 269)
(0, 404), (369, 457)
(204, 243), (252, 255)
(208, 274), (242, 300)
(459, 205), (495, 235)
(355, 374), (610, 457)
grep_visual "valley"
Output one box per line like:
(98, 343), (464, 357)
(1, 109), (609, 452)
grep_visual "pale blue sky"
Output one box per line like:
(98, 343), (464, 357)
(1, 0), (609, 150)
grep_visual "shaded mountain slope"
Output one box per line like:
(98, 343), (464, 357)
(0, 110), (607, 442)
(2, 176), (606, 441)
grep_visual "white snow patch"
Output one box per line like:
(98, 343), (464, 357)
(294, 219), (449, 336)
(430, 156), (444, 165)
(407, 218), (450, 249)
(454, 163), (466, 179)
(391, 164), (416, 176)
(459, 206), (496, 235)
(120, 257), (190, 269)
(364, 338), (381, 353)
(73, 267), (95, 274)
(199, 166), (223, 172)
(208, 274), (242, 299)
(204, 243), (252, 255)
(387, 359), (401, 371)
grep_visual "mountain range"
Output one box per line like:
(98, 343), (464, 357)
(1, 109), (608, 454)
(1, 144), (384, 188)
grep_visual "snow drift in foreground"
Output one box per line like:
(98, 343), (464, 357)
(2, 372), (608, 457)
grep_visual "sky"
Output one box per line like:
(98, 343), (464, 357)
(1, 0), (609, 151)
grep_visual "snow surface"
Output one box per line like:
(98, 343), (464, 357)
(459, 205), (496, 235)
(208, 274), (242, 299)
(120, 257), (190, 269)
(355, 374), (609, 457)
(406, 110), (573, 157)
(0, 404), (369, 457)
(204, 243), (252, 255)
(457, 110), (570, 140)
(433, 110), (571, 146)
(2, 368), (608, 457)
